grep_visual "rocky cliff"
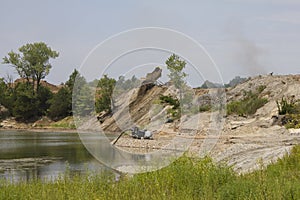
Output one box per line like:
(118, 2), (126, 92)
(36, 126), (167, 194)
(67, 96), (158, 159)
(100, 74), (300, 173)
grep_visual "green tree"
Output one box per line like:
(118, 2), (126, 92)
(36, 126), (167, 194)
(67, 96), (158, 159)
(48, 69), (85, 120)
(95, 75), (116, 113)
(36, 85), (53, 116)
(0, 79), (14, 116)
(66, 69), (80, 92)
(166, 54), (187, 90)
(12, 83), (38, 121)
(0, 79), (11, 118)
(3, 42), (59, 92)
(164, 54), (193, 118)
(48, 87), (72, 120)
(72, 71), (94, 117)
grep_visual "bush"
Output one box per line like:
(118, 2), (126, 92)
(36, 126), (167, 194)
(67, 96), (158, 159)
(199, 104), (212, 112)
(159, 95), (180, 109)
(227, 86), (268, 116)
(276, 97), (300, 115)
(276, 97), (300, 129)
(160, 95), (181, 119)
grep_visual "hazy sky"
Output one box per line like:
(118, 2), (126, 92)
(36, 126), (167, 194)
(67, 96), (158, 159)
(0, 0), (299, 85)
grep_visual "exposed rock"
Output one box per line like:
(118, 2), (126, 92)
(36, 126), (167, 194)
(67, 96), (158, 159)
(108, 74), (300, 173)
(7, 73), (300, 174)
(0, 118), (31, 129)
(141, 67), (162, 85)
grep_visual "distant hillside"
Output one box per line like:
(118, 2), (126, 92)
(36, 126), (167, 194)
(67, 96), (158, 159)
(14, 78), (62, 93)
(199, 80), (224, 89)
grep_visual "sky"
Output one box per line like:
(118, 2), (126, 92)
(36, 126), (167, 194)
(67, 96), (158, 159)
(0, 0), (300, 86)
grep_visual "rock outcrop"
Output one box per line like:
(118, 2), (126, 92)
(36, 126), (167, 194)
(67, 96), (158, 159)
(98, 74), (300, 173)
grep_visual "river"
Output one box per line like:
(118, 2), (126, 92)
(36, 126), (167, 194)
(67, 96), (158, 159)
(0, 130), (110, 182)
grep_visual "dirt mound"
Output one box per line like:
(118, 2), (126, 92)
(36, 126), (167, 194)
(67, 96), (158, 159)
(86, 74), (300, 173)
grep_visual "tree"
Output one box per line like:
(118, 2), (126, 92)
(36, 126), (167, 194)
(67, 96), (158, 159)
(48, 87), (72, 120)
(95, 75), (116, 113)
(66, 69), (80, 92)
(166, 54), (188, 103)
(48, 69), (86, 120)
(12, 83), (38, 121)
(3, 42), (59, 92)
(166, 54), (187, 89)
(0, 78), (15, 116)
(70, 71), (94, 117)
(36, 85), (53, 116)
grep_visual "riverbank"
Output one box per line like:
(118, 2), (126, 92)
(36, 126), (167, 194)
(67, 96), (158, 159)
(0, 116), (76, 132)
(1, 145), (300, 200)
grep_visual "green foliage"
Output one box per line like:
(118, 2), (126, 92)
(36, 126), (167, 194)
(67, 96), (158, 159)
(159, 95), (180, 109)
(257, 85), (267, 93)
(50, 116), (75, 129)
(72, 73), (93, 117)
(12, 83), (38, 121)
(1, 79), (51, 120)
(65, 69), (80, 92)
(48, 87), (72, 121)
(276, 96), (300, 115)
(159, 95), (181, 119)
(95, 75), (116, 113)
(47, 70), (83, 120)
(284, 114), (300, 129)
(0, 78), (14, 114)
(3, 42), (59, 92)
(1, 145), (300, 199)
(166, 54), (187, 91)
(36, 85), (52, 116)
(276, 96), (300, 129)
(199, 104), (212, 112)
(227, 86), (268, 116)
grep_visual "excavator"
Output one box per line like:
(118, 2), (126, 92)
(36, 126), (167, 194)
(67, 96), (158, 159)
(112, 126), (153, 145)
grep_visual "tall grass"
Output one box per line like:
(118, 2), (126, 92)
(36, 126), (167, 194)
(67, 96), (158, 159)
(1, 146), (300, 200)
(277, 96), (300, 128)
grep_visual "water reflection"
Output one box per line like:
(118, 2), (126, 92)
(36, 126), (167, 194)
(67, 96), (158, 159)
(0, 130), (108, 182)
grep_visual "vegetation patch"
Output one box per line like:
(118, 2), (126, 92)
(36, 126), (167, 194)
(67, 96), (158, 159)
(159, 95), (181, 119)
(50, 116), (76, 129)
(227, 85), (268, 116)
(1, 145), (300, 199)
(277, 96), (300, 128)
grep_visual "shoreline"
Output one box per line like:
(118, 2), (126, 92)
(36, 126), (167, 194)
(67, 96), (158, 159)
(0, 127), (78, 133)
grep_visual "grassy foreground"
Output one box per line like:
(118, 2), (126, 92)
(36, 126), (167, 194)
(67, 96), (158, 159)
(1, 146), (300, 200)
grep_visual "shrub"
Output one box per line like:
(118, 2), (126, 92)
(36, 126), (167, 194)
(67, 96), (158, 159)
(227, 86), (268, 116)
(276, 96), (300, 115)
(199, 104), (212, 112)
(276, 96), (300, 129)
(159, 95), (181, 120)
(159, 95), (180, 109)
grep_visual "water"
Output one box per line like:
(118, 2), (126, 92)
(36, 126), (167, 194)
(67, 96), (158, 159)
(0, 130), (110, 182)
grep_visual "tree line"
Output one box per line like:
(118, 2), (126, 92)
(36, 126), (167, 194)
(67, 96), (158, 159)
(0, 42), (142, 122)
